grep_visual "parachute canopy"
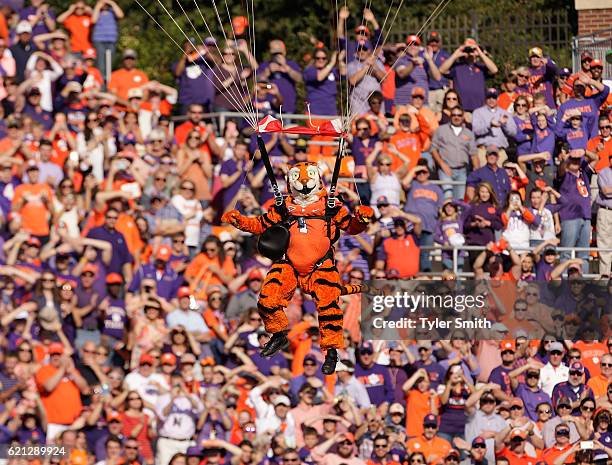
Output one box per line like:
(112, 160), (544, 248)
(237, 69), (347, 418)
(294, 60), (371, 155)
(256, 115), (345, 137)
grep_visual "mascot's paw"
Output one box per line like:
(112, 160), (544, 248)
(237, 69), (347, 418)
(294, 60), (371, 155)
(260, 330), (289, 357)
(354, 205), (374, 223)
(221, 210), (241, 227)
(321, 348), (338, 375)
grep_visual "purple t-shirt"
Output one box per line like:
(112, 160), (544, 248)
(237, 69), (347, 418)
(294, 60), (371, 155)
(513, 116), (534, 156)
(303, 65), (339, 116)
(172, 58), (215, 109)
(515, 383), (551, 421)
(556, 160), (594, 221)
(101, 297), (127, 341)
(405, 181), (444, 233)
(447, 61), (490, 112)
(394, 55), (429, 106)
(220, 158), (249, 208)
(528, 61), (558, 108)
(556, 88), (610, 139)
(439, 387), (469, 435)
(488, 365), (513, 397)
(354, 362), (393, 406)
(19, 7), (56, 36)
(257, 60), (301, 113)
(413, 360), (446, 390)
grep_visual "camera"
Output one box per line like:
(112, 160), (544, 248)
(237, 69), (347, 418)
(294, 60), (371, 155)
(463, 46), (474, 53)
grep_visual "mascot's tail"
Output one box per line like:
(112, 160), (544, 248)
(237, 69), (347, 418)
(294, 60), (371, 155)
(341, 283), (372, 296)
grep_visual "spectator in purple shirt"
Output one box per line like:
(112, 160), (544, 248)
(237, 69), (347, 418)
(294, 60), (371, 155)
(466, 146), (511, 206)
(527, 47), (558, 108)
(86, 207), (134, 282)
(438, 38), (498, 112)
(551, 361), (593, 416)
(172, 39), (216, 113)
(257, 40), (302, 115)
(425, 31), (450, 111)
(354, 341), (393, 406)
(303, 49), (345, 116)
(554, 151), (598, 272)
(19, 0), (56, 37)
(393, 35), (441, 107)
(462, 181), (503, 264)
(509, 362), (551, 421)
(488, 340), (516, 399)
(555, 110), (590, 151)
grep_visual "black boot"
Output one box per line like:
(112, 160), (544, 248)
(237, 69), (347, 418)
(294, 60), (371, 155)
(321, 348), (338, 375)
(260, 330), (289, 357)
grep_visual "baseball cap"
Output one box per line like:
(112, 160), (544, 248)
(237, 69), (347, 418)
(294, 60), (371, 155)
(529, 47), (543, 58)
(127, 87), (144, 99)
(232, 16), (248, 35)
(359, 341), (374, 354)
(26, 236), (41, 247)
(418, 340), (432, 349)
(427, 31), (441, 43)
(25, 159), (39, 171)
(248, 269), (264, 281)
(177, 286), (191, 298)
(510, 397), (524, 407)
(273, 395), (291, 407)
(423, 414), (438, 427)
(161, 353), (177, 366)
(406, 34), (421, 45)
(295, 138), (308, 151)
(107, 411), (121, 422)
(486, 144), (500, 155)
(83, 48), (97, 59)
(389, 403), (405, 414)
(510, 429), (527, 440)
(485, 87), (499, 98)
(139, 353), (154, 365)
(472, 437), (486, 447)
(156, 245), (172, 261)
(355, 25), (370, 35)
(446, 450), (460, 459)
(570, 361), (584, 372)
(559, 67), (571, 77)
(491, 322), (509, 333)
(123, 48), (137, 59)
(16, 20), (32, 34)
(269, 40), (286, 55)
(338, 432), (355, 443)
(548, 341), (565, 352)
(48, 342), (64, 355)
(393, 218), (406, 228)
(581, 51), (593, 62)
(412, 86), (426, 97)
(500, 340), (516, 352)
(556, 396), (572, 408)
(181, 353), (196, 365)
(203, 37), (216, 46)
(304, 353), (318, 364)
(186, 447), (203, 458)
(543, 246), (557, 255)
(105, 273), (123, 285)
(376, 195), (390, 207)
(28, 87), (41, 96)
(336, 360), (355, 373)
(82, 263), (98, 276)
(591, 58), (604, 68)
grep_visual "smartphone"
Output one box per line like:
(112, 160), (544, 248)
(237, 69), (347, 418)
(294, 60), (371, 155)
(69, 151), (79, 163)
(580, 441), (593, 450)
(265, 84), (272, 89)
(116, 160), (129, 171)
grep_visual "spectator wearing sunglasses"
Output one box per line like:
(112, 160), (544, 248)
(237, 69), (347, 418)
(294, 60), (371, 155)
(406, 414), (452, 465)
(464, 388), (506, 464)
(541, 396), (580, 448)
(354, 341), (393, 407)
(587, 353), (612, 397)
(540, 422), (573, 465)
(311, 432), (365, 465)
(509, 360), (551, 421)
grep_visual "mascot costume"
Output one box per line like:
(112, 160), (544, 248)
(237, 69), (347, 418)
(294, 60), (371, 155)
(222, 136), (374, 374)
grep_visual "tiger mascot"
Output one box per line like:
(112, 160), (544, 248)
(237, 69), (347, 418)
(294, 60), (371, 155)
(222, 161), (374, 374)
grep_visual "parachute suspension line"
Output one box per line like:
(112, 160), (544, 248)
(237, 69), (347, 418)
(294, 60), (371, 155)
(134, 0), (257, 128)
(208, 0), (259, 120)
(190, 0), (257, 121)
(349, 0), (454, 125)
(278, 105), (284, 129)
(332, 0), (345, 132)
(249, 0), (259, 124)
(173, 0), (257, 124)
(343, 0), (397, 123)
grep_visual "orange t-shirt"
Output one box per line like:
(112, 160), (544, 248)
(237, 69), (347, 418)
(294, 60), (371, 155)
(12, 183), (54, 236)
(116, 213), (144, 258)
(540, 445), (573, 465)
(184, 253), (237, 299)
(405, 389), (437, 437)
(496, 448), (540, 465)
(573, 341), (607, 377)
(587, 136), (612, 172)
(0, 12), (8, 42)
(35, 364), (83, 425)
(406, 436), (452, 465)
(383, 235), (419, 278)
(62, 14), (93, 53)
(109, 68), (149, 100)
(587, 374), (611, 397)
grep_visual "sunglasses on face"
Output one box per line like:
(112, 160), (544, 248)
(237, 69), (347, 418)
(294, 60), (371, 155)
(550, 351), (563, 356)
(601, 363), (612, 368)
(473, 445), (486, 450)
(374, 444), (388, 449)
(570, 371), (582, 376)
(538, 409), (552, 414)
(526, 372), (540, 379)
(582, 406), (595, 412)
(510, 406), (523, 411)
(556, 430), (570, 436)
(446, 96), (458, 101)
(557, 404), (571, 410)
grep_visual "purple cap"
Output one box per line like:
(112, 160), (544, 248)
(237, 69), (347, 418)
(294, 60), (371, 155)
(485, 87), (499, 98)
(423, 414), (438, 426)
(359, 341), (374, 353)
(472, 437), (486, 447)
(570, 361), (584, 372)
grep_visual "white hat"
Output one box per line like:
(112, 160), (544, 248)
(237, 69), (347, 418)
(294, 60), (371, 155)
(335, 361), (354, 373)
(273, 395), (291, 407)
(16, 21), (32, 34)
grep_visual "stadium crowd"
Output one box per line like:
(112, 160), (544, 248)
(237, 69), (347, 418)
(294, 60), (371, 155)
(1, 2), (612, 465)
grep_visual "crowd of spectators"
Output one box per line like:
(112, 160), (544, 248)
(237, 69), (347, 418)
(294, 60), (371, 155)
(1, 2), (612, 465)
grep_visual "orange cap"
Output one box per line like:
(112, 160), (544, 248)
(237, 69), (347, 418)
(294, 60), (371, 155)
(156, 245), (172, 261)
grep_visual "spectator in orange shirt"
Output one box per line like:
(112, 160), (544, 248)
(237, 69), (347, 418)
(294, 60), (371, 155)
(174, 103), (220, 148)
(586, 115), (612, 172)
(57, 1), (93, 54)
(108, 49), (149, 100)
(406, 414), (452, 465)
(386, 107), (431, 172)
(403, 368), (439, 438)
(587, 353), (612, 397)
(34, 342), (88, 442)
(184, 235), (236, 300)
(12, 160), (54, 239)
